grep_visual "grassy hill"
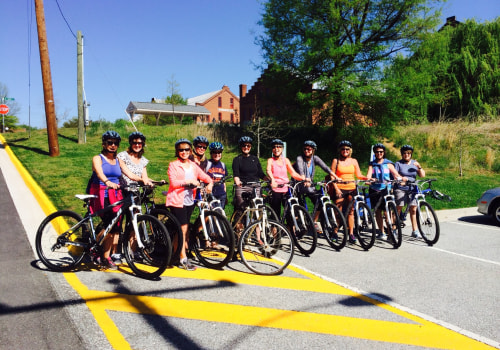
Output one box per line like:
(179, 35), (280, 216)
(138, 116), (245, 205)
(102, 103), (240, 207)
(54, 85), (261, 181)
(1, 120), (498, 214)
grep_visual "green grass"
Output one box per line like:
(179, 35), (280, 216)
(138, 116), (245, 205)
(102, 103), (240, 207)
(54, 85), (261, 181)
(2, 120), (499, 215)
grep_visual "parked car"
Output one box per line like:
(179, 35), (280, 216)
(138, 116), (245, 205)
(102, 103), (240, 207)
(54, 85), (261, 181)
(477, 187), (500, 225)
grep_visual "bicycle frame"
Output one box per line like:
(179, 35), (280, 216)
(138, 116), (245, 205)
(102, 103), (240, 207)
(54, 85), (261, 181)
(282, 182), (308, 229)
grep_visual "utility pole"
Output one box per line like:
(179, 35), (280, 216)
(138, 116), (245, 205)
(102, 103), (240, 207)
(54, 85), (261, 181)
(77, 30), (85, 144)
(34, 0), (59, 156)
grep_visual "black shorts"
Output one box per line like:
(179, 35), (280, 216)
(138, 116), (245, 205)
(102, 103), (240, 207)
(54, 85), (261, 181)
(168, 205), (195, 226)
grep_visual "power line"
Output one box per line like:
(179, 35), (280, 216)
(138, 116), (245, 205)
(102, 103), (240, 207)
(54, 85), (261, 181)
(54, 0), (76, 39)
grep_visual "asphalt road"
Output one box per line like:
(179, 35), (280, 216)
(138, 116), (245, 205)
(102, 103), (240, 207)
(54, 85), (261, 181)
(1, 138), (499, 350)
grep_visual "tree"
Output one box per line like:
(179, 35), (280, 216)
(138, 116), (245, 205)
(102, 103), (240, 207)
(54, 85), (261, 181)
(257, 0), (443, 126)
(165, 75), (188, 125)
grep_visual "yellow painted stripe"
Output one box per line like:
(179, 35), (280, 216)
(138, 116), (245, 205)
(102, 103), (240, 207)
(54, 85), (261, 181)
(64, 270), (496, 350)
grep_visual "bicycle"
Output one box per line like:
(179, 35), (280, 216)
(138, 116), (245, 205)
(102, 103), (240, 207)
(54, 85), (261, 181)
(139, 180), (183, 261)
(298, 180), (348, 251)
(35, 185), (172, 280)
(231, 181), (295, 275)
(188, 182), (235, 269)
(339, 180), (377, 250)
(369, 180), (403, 249)
(276, 181), (317, 255)
(398, 179), (442, 246)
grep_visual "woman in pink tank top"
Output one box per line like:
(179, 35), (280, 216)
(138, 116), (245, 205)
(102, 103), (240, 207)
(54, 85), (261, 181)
(266, 139), (305, 217)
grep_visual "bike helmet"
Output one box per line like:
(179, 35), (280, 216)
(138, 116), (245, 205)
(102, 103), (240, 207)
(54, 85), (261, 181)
(175, 138), (192, 149)
(102, 130), (121, 143)
(338, 140), (352, 149)
(372, 143), (386, 152)
(271, 139), (284, 147)
(303, 140), (317, 150)
(239, 136), (253, 147)
(128, 131), (146, 144)
(209, 141), (224, 152)
(400, 144), (414, 153)
(193, 135), (209, 146)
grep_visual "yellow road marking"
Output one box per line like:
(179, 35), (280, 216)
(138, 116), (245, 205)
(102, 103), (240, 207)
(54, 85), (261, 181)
(64, 268), (496, 350)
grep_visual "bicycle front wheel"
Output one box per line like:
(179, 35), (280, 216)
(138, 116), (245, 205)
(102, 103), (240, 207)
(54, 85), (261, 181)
(354, 202), (376, 250)
(386, 202), (403, 248)
(238, 220), (294, 275)
(190, 211), (235, 269)
(123, 214), (171, 280)
(150, 207), (182, 261)
(35, 210), (87, 272)
(286, 205), (317, 255)
(417, 201), (440, 245)
(321, 203), (347, 251)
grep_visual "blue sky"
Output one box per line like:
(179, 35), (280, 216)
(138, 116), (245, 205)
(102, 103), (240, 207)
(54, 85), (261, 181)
(1, 0), (498, 128)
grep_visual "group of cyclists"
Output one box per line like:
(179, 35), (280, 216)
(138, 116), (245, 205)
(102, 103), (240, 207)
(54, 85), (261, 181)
(89, 130), (426, 271)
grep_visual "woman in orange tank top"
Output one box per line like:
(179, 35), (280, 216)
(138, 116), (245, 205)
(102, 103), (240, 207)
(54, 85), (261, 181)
(330, 141), (368, 243)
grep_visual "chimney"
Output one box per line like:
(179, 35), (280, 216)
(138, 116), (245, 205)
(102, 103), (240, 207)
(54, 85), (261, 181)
(239, 84), (247, 99)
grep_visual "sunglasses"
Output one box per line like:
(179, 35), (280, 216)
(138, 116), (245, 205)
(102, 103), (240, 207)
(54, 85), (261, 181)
(273, 145), (283, 149)
(402, 151), (412, 155)
(340, 148), (351, 151)
(106, 140), (120, 146)
(211, 151), (222, 154)
(242, 144), (252, 148)
(132, 142), (143, 145)
(196, 145), (207, 149)
(178, 148), (191, 152)
(375, 150), (385, 154)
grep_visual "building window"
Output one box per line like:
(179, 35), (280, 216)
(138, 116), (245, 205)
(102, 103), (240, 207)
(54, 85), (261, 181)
(218, 97), (222, 107)
(230, 98), (234, 109)
(231, 113), (234, 123)
(218, 112), (222, 122)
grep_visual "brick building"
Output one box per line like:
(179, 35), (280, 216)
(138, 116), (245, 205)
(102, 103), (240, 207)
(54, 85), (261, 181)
(187, 85), (240, 124)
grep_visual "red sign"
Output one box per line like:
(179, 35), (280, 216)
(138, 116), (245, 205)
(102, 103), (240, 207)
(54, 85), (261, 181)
(0, 104), (9, 115)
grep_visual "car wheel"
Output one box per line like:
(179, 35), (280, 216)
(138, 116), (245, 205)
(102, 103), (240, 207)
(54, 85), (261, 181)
(493, 202), (500, 226)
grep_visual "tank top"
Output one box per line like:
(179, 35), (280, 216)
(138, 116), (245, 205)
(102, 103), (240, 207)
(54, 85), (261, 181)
(335, 162), (356, 191)
(270, 157), (288, 193)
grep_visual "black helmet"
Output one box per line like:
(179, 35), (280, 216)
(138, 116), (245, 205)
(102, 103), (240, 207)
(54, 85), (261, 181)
(239, 136), (253, 147)
(373, 143), (386, 152)
(193, 135), (209, 146)
(102, 130), (121, 143)
(303, 140), (317, 150)
(209, 141), (224, 152)
(175, 138), (192, 149)
(128, 131), (146, 144)
(271, 139), (284, 147)
(400, 144), (414, 153)
(338, 140), (352, 149)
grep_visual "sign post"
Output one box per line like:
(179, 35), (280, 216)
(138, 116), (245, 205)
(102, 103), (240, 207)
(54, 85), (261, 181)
(0, 104), (9, 133)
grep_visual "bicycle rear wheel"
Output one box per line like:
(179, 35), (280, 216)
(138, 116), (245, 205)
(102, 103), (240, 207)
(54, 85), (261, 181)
(35, 210), (87, 272)
(123, 214), (171, 280)
(286, 205), (317, 255)
(150, 207), (182, 261)
(354, 202), (376, 250)
(417, 201), (440, 245)
(386, 202), (402, 248)
(321, 203), (347, 251)
(190, 210), (235, 269)
(239, 220), (294, 275)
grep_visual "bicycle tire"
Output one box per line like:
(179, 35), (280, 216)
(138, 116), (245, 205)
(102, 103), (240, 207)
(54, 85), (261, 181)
(123, 214), (171, 280)
(265, 204), (279, 221)
(285, 205), (317, 255)
(387, 202), (403, 248)
(35, 210), (87, 272)
(190, 210), (235, 269)
(321, 203), (347, 251)
(230, 209), (246, 239)
(150, 208), (182, 261)
(238, 219), (294, 275)
(417, 201), (440, 246)
(354, 202), (376, 250)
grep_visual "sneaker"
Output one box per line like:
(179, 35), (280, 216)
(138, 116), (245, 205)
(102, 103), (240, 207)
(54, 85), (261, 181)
(376, 230), (387, 240)
(348, 235), (357, 244)
(99, 257), (118, 270)
(411, 230), (421, 238)
(314, 222), (323, 234)
(111, 253), (123, 265)
(178, 258), (196, 271)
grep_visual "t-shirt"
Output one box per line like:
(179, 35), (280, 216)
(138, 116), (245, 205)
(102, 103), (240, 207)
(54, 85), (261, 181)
(206, 160), (228, 197)
(232, 154), (265, 183)
(395, 159), (418, 191)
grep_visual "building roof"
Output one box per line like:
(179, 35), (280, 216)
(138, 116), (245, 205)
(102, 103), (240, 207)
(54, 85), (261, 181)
(187, 90), (221, 106)
(126, 101), (211, 116)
